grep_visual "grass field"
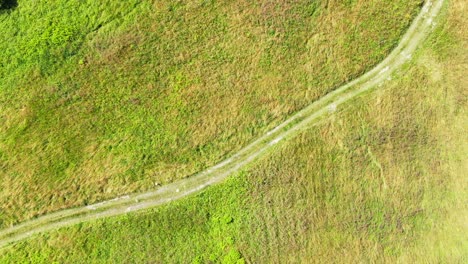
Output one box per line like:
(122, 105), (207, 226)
(0, 0), (424, 228)
(0, 0), (466, 262)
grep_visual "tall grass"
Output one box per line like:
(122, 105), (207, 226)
(0, 0), (466, 262)
(0, 0), (423, 228)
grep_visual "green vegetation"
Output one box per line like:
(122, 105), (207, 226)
(1, 1), (466, 262)
(0, 0), (423, 228)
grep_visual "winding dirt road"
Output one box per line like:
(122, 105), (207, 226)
(0, 0), (445, 251)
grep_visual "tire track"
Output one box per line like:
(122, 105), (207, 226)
(0, 0), (445, 250)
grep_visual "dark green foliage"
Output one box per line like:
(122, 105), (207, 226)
(0, 0), (17, 10)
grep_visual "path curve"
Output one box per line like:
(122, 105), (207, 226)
(0, 0), (445, 250)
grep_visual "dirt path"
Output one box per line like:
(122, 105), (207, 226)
(0, 0), (445, 251)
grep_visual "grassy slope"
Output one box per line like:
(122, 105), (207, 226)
(0, 0), (423, 228)
(1, 0), (466, 262)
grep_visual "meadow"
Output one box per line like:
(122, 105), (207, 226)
(0, 0), (423, 228)
(0, 0), (466, 262)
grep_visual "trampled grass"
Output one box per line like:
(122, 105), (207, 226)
(0, 0), (423, 228)
(0, 0), (465, 262)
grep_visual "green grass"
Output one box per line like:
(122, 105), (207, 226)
(0, 1), (466, 262)
(0, 0), (424, 228)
